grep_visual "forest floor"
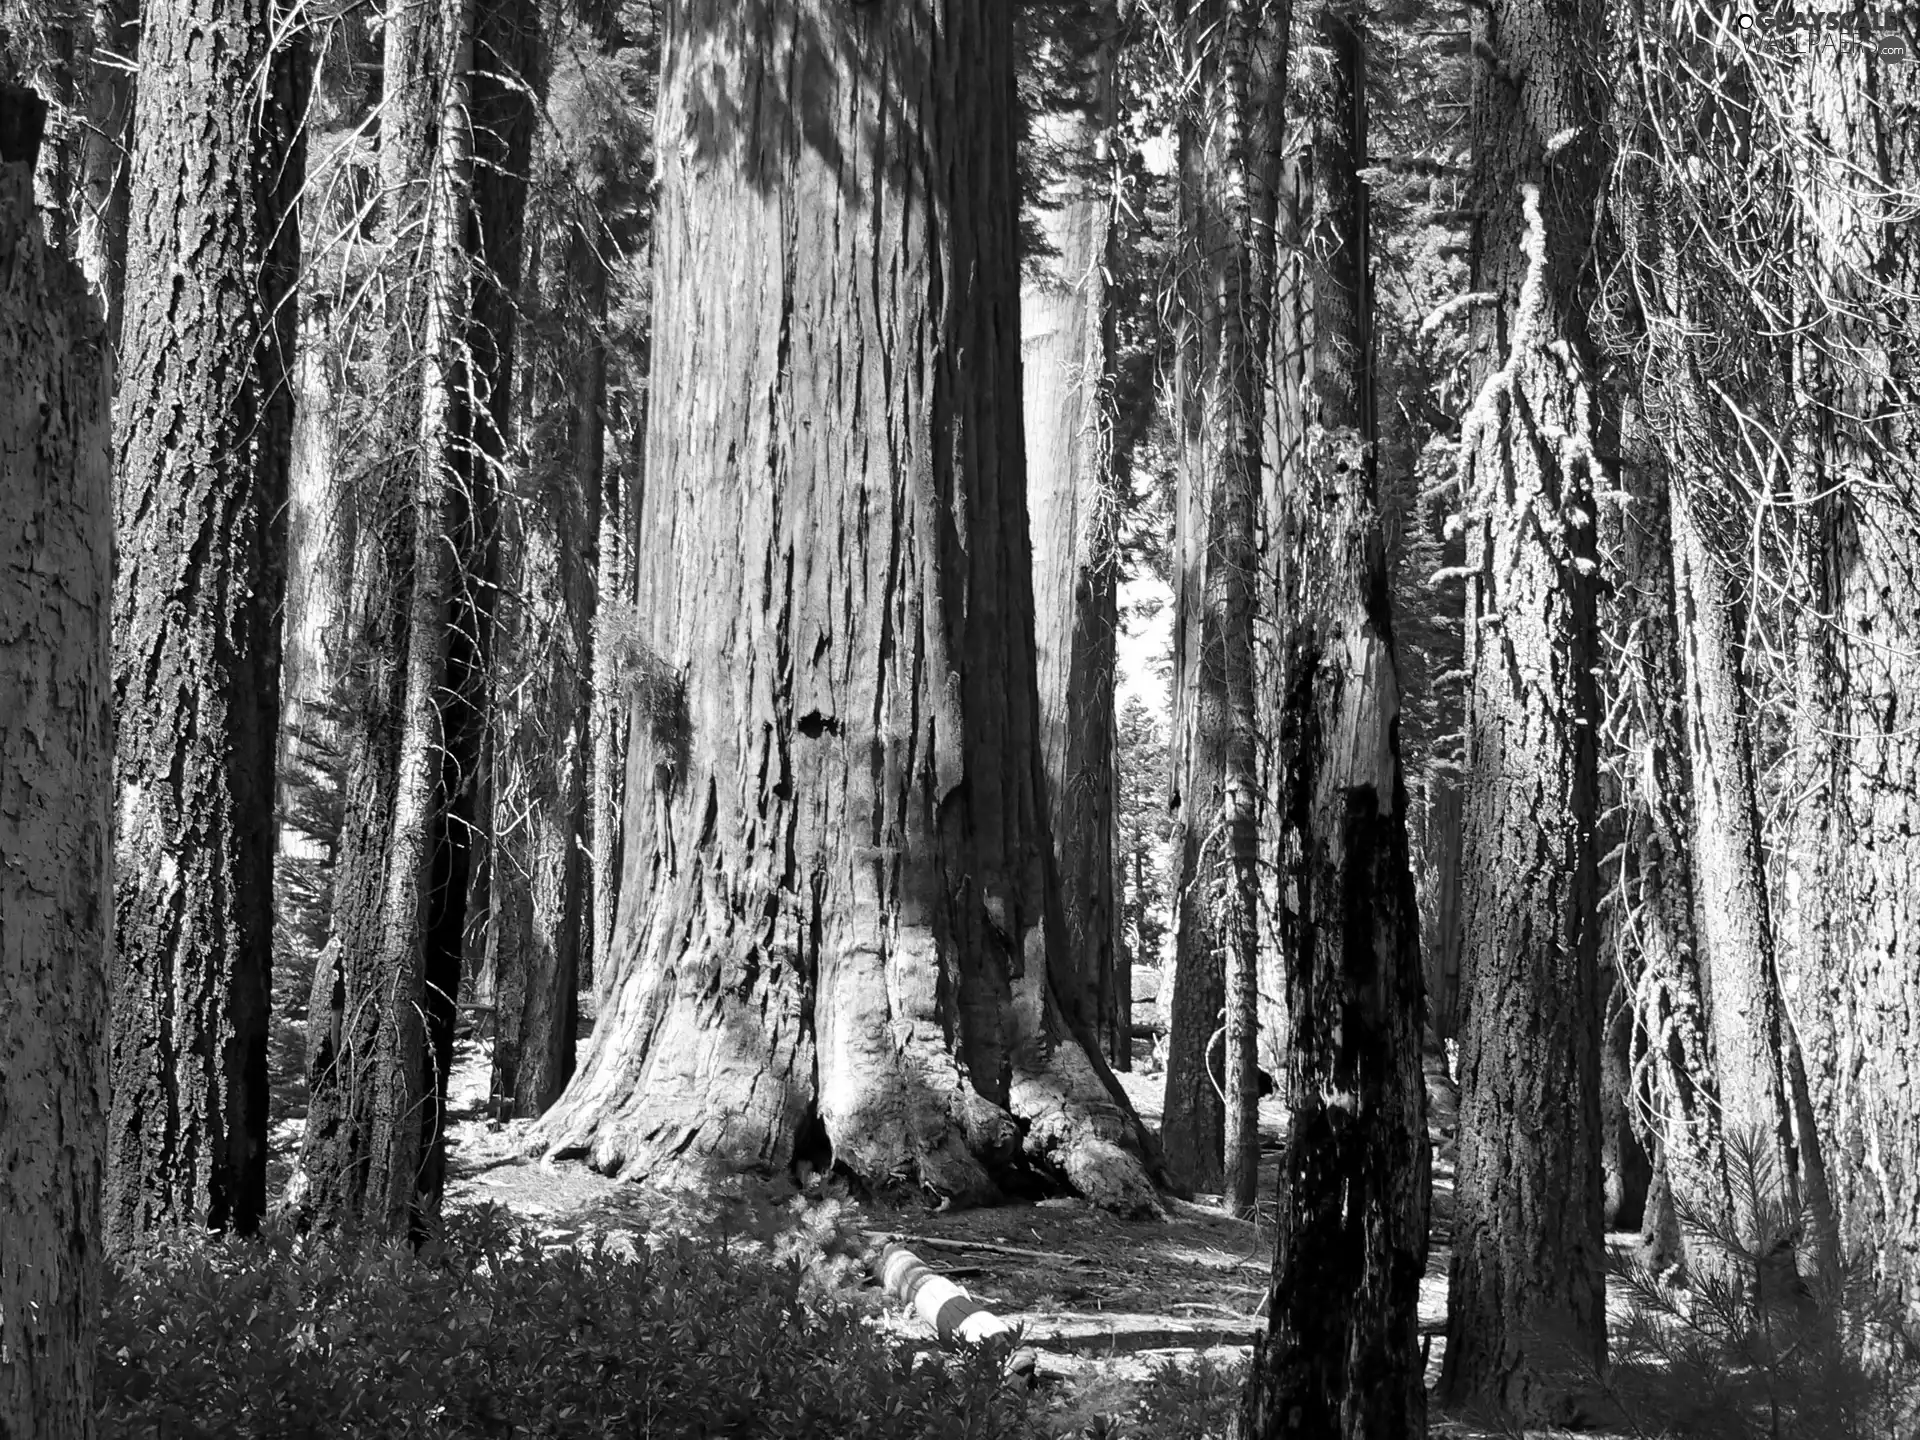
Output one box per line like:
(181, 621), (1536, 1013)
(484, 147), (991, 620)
(266, 1015), (1643, 1438)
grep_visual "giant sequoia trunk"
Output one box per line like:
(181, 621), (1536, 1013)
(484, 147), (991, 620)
(1022, 0), (1127, 1073)
(1437, 0), (1609, 1416)
(0, 87), (111, 1439)
(105, 0), (306, 1244)
(294, 0), (480, 1234)
(1788, 26), (1920, 1314)
(1162, 0), (1276, 1205)
(528, 0), (1157, 1216)
(1237, 13), (1429, 1436)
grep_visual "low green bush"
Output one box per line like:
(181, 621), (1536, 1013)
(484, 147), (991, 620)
(98, 1202), (1051, 1439)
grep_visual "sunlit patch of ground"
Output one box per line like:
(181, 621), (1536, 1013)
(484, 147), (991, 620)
(263, 1012), (1651, 1437)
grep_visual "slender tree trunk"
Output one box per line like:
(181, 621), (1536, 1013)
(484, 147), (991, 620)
(1670, 484), (1799, 1234)
(1437, 0), (1610, 1412)
(528, 0), (1157, 1217)
(0, 87), (111, 1440)
(276, 315), (357, 987)
(586, 343), (628, 1009)
(293, 0), (479, 1235)
(1022, 0), (1126, 1073)
(105, 0), (306, 1244)
(1606, 388), (1731, 1278)
(1163, 0), (1274, 1207)
(1415, 773), (1463, 1043)
(1238, 12), (1429, 1435)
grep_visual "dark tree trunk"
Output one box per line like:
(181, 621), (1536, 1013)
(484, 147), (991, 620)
(293, 0), (480, 1235)
(1437, 0), (1610, 1415)
(0, 87), (111, 1440)
(1022, 0), (1127, 1073)
(527, 0), (1157, 1217)
(1600, 969), (1650, 1232)
(105, 0), (306, 1244)
(490, 19), (614, 1118)
(1237, 12), (1429, 1436)
(1163, 0), (1278, 1208)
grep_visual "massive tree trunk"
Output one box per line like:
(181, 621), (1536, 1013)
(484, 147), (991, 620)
(105, 0), (306, 1244)
(1789, 25), (1920, 1316)
(0, 87), (111, 1440)
(293, 0), (479, 1234)
(1436, 0), (1609, 1416)
(1237, 12), (1429, 1436)
(528, 0), (1157, 1217)
(1021, 0), (1127, 1073)
(1162, 0), (1274, 1206)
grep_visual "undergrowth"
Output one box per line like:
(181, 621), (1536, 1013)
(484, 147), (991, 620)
(1593, 1132), (1920, 1439)
(97, 1202), (1049, 1440)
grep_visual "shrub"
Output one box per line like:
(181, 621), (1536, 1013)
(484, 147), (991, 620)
(98, 1202), (1051, 1439)
(1599, 1132), (1920, 1439)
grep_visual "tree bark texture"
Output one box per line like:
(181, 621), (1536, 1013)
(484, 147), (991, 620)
(492, 47), (612, 1120)
(1163, 0), (1277, 1205)
(1021, 0), (1127, 1073)
(1237, 13), (1430, 1436)
(528, 0), (1158, 1217)
(1437, 0), (1610, 1413)
(1606, 393), (1730, 1278)
(294, 0), (479, 1235)
(105, 0), (306, 1245)
(1789, 27), (1920, 1316)
(0, 89), (111, 1440)
(275, 313), (357, 987)
(1669, 483), (1798, 1234)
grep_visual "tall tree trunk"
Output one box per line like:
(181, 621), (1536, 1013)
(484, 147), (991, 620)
(1238, 11), (1429, 1436)
(528, 0), (1158, 1217)
(1437, 0), (1609, 1413)
(1790, 23), (1920, 1316)
(276, 313), (357, 990)
(0, 86), (111, 1440)
(1607, 385), (1730, 1278)
(586, 339), (629, 1009)
(1163, 0), (1273, 1207)
(105, 0), (306, 1244)
(1669, 484), (1799, 1236)
(293, 0), (479, 1235)
(491, 22), (616, 1117)
(1022, 0), (1126, 1073)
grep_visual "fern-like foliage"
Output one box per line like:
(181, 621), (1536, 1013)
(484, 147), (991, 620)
(1600, 1128), (1920, 1439)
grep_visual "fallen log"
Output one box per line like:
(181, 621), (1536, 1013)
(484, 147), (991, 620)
(870, 1232), (1093, 1267)
(875, 1243), (1037, 1381)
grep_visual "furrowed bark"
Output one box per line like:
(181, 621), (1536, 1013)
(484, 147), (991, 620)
(105, 0), (306, 1244)
(528, 0), (1157, 1218)
(293, 0), (479, 1235)
(1438, 0), (1610, 1407)
(1163, 0), (1272, 1205)
(1238, 12), (1430, 1435)
(0, 87), (111, 1440)
(1022, 0), (1127, 1073)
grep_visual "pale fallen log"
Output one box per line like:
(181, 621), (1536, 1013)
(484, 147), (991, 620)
(875, 1242), (1037, 1380)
